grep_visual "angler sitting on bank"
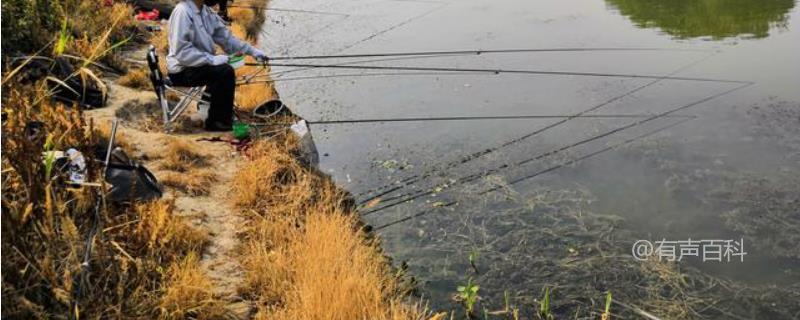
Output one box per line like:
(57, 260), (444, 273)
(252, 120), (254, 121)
(167, 0), (267, 131)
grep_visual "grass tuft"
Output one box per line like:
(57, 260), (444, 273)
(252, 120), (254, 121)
(232, 138), (423, 319)
(160, 139), (209, 172)
(159, 252), (229, 319)
(117, 68), (152, 90)
(132, 199), (209, 256)
(160, 169), (218, 196)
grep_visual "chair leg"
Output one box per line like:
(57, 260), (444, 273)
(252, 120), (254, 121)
(160, 86), (209, 133)
(159, 88), (173, 133)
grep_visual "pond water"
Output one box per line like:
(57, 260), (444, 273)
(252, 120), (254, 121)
(260, 0), (800, 318)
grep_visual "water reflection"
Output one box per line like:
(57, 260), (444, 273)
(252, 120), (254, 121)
(606, 0), (795, 39)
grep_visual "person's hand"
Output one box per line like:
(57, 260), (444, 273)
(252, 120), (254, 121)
(252, 49), (268, 63)
(210, 54), (229, 66)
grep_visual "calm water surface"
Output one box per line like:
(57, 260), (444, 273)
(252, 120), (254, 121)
(261, 0), (800, 317)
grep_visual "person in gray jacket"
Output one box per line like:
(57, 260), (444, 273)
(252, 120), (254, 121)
(167, 0), (267, 131)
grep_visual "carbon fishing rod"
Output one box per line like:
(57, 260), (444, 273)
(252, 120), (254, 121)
(373, 117), (694, 231)
(228, 5), (350, 16)
(356, 51), (720, 204)
(244, 52), (485, 83)
(241, 71), (489, 85)
(248, 62), (749, 84)
(362, 82), (753, 216)
(306, 114), (696, 125)
(258, 47), (707, 79)
(263, 47), (710, 61)
(246, 49), (705, 82)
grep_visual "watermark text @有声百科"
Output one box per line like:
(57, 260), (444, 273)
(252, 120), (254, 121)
(632, 238), (746, 262)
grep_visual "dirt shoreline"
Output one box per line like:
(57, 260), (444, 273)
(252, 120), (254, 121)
(94, 2), (424, 318)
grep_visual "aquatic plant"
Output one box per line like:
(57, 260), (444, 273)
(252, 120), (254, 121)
(469, 248), (479, 274)
(601, 291), (612, 320)
(456, 278), (480, 316)
(538, 287), (554, 320)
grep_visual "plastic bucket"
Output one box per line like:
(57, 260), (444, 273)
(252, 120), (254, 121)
(229, 54), (245, 69)
(252, 99), (287, 119)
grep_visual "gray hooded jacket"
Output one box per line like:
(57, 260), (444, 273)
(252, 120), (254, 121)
(166, 0), (256, 73)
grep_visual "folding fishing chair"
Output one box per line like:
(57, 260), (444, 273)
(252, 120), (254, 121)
(146, 45), (209, 132)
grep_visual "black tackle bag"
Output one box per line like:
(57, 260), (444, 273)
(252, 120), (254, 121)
(105, 148), (162, 202)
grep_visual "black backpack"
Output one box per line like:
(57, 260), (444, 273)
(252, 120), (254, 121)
(105, 148), (162, 202)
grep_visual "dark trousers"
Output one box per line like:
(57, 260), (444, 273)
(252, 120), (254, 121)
(169, 64), (235, 125)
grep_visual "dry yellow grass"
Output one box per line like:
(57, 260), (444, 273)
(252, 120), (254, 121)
(159, 252), (229, 319)
(95, 120), (136, 152)
(69, 3), (135, 60)
(133, 200), (209, 255)
(2, 0), (232, 317)
(228, 8), (256, 30)
(232, 139), (423, 319)
(239, 219), (294, 305)
(236, 78), (276, 111)
(118, 68), (152, 89)
(160, 169), (218, 196)
(157, 139), (216, 195)
(160, 138), (209, 172)
(259, 212), (421, 320)
(229, 6), (278, 111)
(2, 84), (212, 317)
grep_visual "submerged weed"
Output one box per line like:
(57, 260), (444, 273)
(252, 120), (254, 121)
(538, 287), (553, 320)
(601, 291), (613, 320)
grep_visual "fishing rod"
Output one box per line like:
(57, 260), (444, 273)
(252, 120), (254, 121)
(264, 47), (710, 61)
(250, 62), (749, 84)
(241, 71), (489, 85)
(245, 52), (484, 83)
(228, 5), (350, 16)
(247, 48), (706, 81)
(373, 117), (694, 231)
(362, 82), (753, 216)
(356, 51), (720, 203)
(306, 114), (696, 125)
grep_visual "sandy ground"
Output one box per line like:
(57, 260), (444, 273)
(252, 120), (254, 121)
(87, 76), (253, 317)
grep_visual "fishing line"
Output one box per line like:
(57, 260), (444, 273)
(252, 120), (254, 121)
(250, 62), (749, 84)
(258, 7), (353, 54)
(341, 0), (449, 53)
(356, 51), (720, 203)
(266, 47), (710, 61)
(366, 82), (749, 211)
(266, 0), (449, 76)
(373, 117), (694, 230)
(362, 82), (752, 215)
(307, 114), (696, 125)
(259, 0), (445, 59)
